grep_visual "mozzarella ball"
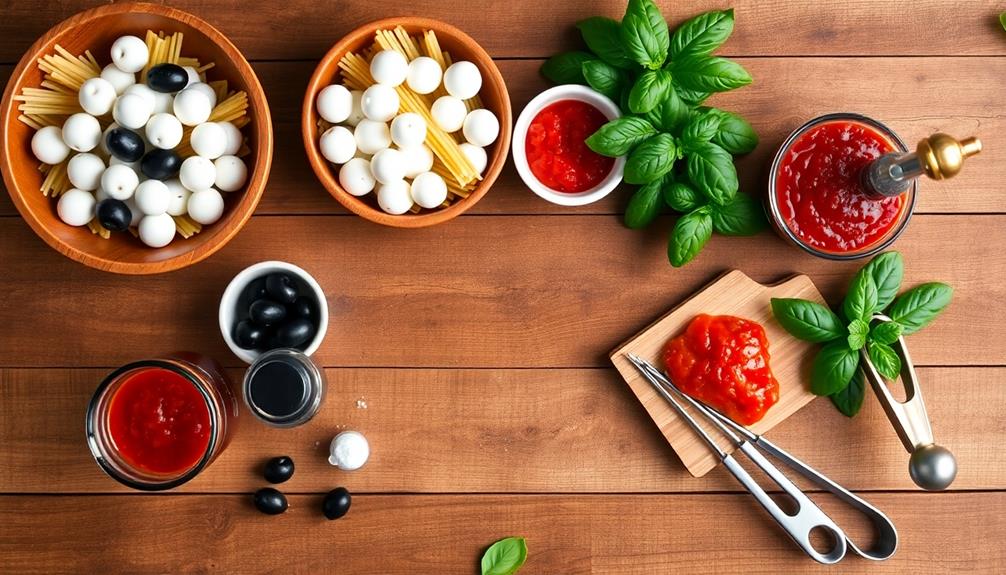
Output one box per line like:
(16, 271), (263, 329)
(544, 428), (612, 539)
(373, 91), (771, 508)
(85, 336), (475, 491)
(31, 125), (70, 165)
(406, 56), (443, 95)
(218, 121), (243, 156)
(123, 83), (157, 107)
(390, 113), (427, 148)
(164, 179), (191, 216)
(145, 113), (183, 150)
(152, 91), (173, 115)
(112, 93), (153, 130)
(462, 109), (500, 147)
(110, 35), (149, 74)
(411, 172), (448, 209)
(56, 189), (96, 226)
(459, 142), (488, 174)
(376, 180), (413, 215)
(443, 61), (482, 100)
(78, 77), (117, 116)
(338, 158), (376, 197)
(179, 156), (216, 191)
(213, 155), (248, 192)
(316, 84), (353, 124)
(431, 96), (466, 133)
(134, 179), (171, 216)
(370, 148), (406, 184)
(62, 113), (102, 152)
(138, 213), (176, 248)
(67, 153), (105, 191)
(344, 90), (365, 127)
(354, 119), (392, 155)
(191, 122), (227, 159)
(320, 125), (356, 165)
(186, 82), (218, 109)
(187, 188), (225, 225)
(183, 66), (200, 88)
(401, 144), (435, 179)
(370, 50), (408, 87)
(124, 196), (143, 226)
(100, 164), (140, 200)
(95, 187), (110, 203)
(173, 88), (213, 126)
(361, 84), (399, 122)
(100, 64), (135, 95)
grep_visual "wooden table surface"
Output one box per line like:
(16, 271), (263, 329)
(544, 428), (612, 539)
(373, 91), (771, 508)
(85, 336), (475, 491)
(2, 1), (1005, 573)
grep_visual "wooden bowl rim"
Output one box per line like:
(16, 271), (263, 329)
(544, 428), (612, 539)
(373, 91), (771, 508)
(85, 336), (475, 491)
(0, 1), (273, 274)
(301, 16), (512, 228)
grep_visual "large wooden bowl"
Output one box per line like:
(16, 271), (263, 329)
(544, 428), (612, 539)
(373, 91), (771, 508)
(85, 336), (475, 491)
(0, 3), (272, 274)
(302, 17), (511, 228)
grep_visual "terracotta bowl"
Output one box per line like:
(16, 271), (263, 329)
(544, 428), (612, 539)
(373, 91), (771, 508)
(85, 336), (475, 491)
(302, 17), (511, 228)
(0, 2), (272, 274)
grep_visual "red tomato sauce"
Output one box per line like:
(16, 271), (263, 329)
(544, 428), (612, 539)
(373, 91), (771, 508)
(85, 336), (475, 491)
(525, 99), (614, 193)
(107, 367), (211, 475)
(663, 314), (780, 425)
(775, 121), (905, 253)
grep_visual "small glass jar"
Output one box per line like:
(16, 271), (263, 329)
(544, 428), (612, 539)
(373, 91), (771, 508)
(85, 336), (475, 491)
(242, 348), (325, 428)
(85, 352), (238, 491)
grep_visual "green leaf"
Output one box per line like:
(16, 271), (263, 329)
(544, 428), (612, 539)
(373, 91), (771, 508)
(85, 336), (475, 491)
(888, 282), (953, 335)
(1001, 12), (1006, 32)
(673, 55), (753, 93)
(868, 341), (902, 380)
(577, 17), (633, 68)
(830, 369), (866, 417)
(627, 69), (672, 114)
(870, 321), (903, 345)
(677, 87), (710, 105)
(624, 133), (678, 184)
(859, 251), (904, 312)
(670, 9), (735, 58)
(770, 298), (846, 343)
(481, 537), (528, 575)
(620, 0), (670, 69)
(668, 207), (713, 267)
(624, 179), (664, 229)
(540, 51), (594, 85)
(663, 181), (703, 212)
(681, 112), (722, 151)
(585, 117), (657, 157)
(711, 110), (759, 154)
(582, 60), (628, 101)
(843, 271), (879, 323)
(847, 318), (869, 350)
(686, 141), (738, 205)
(710, 193), (766, 236)
(811, 341), (860, 396)
(643, 85), (690, 132)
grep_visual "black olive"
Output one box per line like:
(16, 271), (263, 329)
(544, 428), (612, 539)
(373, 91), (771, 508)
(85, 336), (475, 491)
(236, 277), (268, 317)
(105, 127), (145, 163)
(263, 456), (295, 484)
(234, 320), (268, 349)
(290, 296), (317, 321)
(249, 299), (287, 326)
(140, 148), (181, 180)
(265, 273), (299, 304)
(322, 487), (351, 520)
(274, 318), (314, 348)
(253, 487), (288, 515)
(96, 199), (132, 232)
(146, 63), (188, 93)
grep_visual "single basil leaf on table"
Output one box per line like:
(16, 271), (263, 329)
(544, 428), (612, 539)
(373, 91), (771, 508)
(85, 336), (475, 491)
(710, 193), (765, 236)
(677, 87), (711, 105)
(585, 117), (656, 157)
(681, 112), (723, 150)
(643, 84), (690, 132)
(624, 179), (664, 229)
(868, 341), (902, 380)
(846, 318), (870, 350)
(624, 133), (678, 184)
(577, 17), (634, 68)
(711, 110), (759, 154)
(686, 140), (738, 205)
(620, 0), (670, 69)
(668, 207), (713, 267)
(1001, 11), (1006, 31)
(481, 537), (528, 575)
(811, 341), (860, 396)
(770, 298), (846, 343)
(830, 369), (866, 418)
(663, 181), (703, 212)
(670, 9), (735, 58)
(628, 69), (672, 114)
(540, 51), (594, 84)
(673, 55), (753, 93)
(842, 271), (879, 323)
(870, 321), (903, 345)
(582, 60), (628, 101)
(887, 282), (953, 334)
(857, 251), (904, 313)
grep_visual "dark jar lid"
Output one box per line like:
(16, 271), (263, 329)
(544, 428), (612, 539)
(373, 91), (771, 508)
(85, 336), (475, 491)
(242, 349), (325, 427)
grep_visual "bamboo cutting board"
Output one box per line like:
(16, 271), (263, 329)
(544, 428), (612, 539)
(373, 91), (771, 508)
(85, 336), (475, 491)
(610, 270), (826, 478)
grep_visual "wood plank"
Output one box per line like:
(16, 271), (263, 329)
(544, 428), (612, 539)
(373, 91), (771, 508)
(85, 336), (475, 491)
(0, 0), (1003, 62)
(3, 56), (1004, 217)
(0, 492), (1002, 573)
(1, 367), (1001, 493)
(0, 215), (1001, 368)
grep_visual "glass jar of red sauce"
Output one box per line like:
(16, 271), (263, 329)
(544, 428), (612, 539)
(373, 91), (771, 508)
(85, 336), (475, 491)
(767, 113), (917, 260)
(86, 353), (238, 491)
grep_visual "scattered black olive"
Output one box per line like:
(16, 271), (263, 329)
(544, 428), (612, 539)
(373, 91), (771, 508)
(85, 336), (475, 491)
(274, 318), (314, 348)
(96, 199), (132, 232)
(146, 63), (188, 93)
(253, 487), (288, 515)
(249, 299), (287, 326)
(265, 273), (299, 304)
(290, 296), (317, 321)
(263, 456), (295, 484)
(105, 127), (145, 163)
(140, 148), (182, 180)
(234, 319), (268, 350)
(322, 487), (351, 520)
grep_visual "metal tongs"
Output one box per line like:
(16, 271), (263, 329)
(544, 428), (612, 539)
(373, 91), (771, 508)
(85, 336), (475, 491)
(626, 354), (898, 564)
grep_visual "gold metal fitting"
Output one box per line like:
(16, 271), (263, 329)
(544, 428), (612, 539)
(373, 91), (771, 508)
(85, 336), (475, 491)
(918, 133), (982, 180)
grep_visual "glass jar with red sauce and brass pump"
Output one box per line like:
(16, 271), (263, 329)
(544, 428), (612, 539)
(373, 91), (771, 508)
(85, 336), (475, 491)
(86, 352), (238, 491)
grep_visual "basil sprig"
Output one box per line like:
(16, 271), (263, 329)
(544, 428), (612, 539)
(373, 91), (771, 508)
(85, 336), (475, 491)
(481, 537), (527, 575)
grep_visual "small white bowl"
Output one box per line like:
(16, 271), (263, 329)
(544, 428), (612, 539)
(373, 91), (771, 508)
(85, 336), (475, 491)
(512, 84), (625, 206)
(219, 261), (329, 364)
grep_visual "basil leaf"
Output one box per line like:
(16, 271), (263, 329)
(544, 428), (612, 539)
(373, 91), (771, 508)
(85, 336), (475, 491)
(663, 181), (703, 212)
(686, 141), (738, 205)
(540, 51), (594, 85)
(583, 60), (628, 102)
(577, 17), (634, 69)
(868, 341), (902, 380)
(670, 9), (735, 58)
(860, 251), (904, 312)
(870, 321), (903, 345)
(811, 341), (860, 396)
(830, 369), (866, 418)
(1001, 11), (1006, 31)
(643, 85), (690, 132)
(710, 193), (765, 236)
(620, 0), (669, 69)
(677, 87), (710, 105)
(585, 117), (657, 157)
(668, 207), (713, 267)
(681, 112), (722, 151)
(673, 55), (752, 93)
(843, 272), (879, 323)
(481, 537), (527, 575)
(847, 318), (869, 350)
(770, 298), (846, 343)
(711, 110), (759, 154)
(624, 133), (678, 184)
(888, 282), (953, 334)
(628, 69), (672, 114)
(624, 179), (664, 229)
